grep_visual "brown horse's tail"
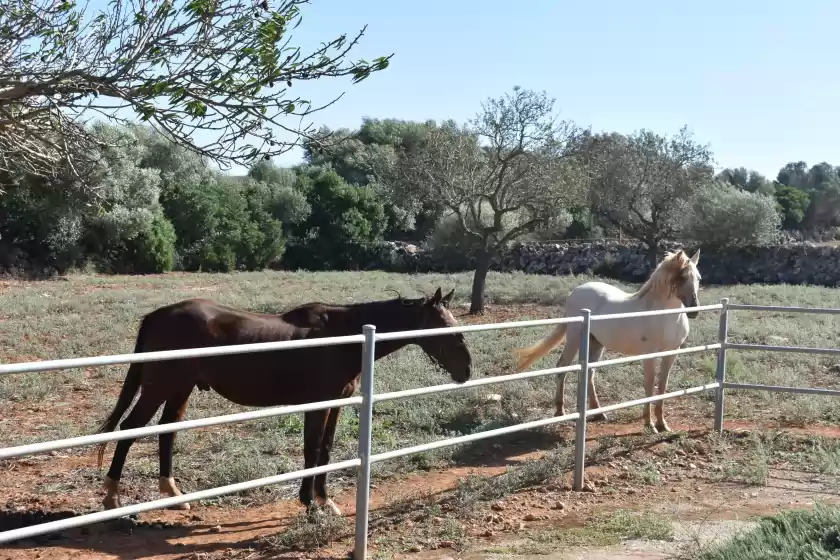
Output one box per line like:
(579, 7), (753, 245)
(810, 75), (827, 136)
(512, 323), (568, 371)
(94, 321), (147, 469)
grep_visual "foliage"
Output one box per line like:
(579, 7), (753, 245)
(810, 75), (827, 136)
(699, 505), (840, 560)
(776, 161), (840, 230)
(588, 126), (714, 267)
(0, 0), (391, 181)
(774, 184), (811, 230)
(717, 167), (775, 195)
(684, 180), (781, 247)
(160, 179), (286, 272)
(303, 118), (443, 239)
(283, 166), (386, 270)
(396, 87), (587, 312)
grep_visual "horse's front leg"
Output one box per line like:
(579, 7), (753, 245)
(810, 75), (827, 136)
(299, 409), (329, 511)
(586, 337), (608, 422)
(642, 358), (658, 433)
(654, 354), (677, 433)
(313, 406), (343, 515)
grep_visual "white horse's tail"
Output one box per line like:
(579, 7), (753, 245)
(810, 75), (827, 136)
(513, 323), (567, 371)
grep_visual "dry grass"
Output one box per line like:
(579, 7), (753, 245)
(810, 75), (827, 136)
(2, 269), (840, 508)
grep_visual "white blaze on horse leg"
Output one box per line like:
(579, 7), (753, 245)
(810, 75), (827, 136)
(159, 477), (191, 510)
(316, 496), (342, 516)
(654, 355), (677, 433)
(102, 475), (121, 510)
(641, 359), (658, 433)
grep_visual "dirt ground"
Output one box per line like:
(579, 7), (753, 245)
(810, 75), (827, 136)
(2, 301), (840, 559)
(2, 416), (839, 560)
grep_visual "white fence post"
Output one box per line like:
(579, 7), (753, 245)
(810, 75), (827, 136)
(573, 309), (592, 491)
(354, 325), (376, 560)
(714, 299), (730, 434)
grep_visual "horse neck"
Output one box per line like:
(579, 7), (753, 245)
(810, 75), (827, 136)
(630, 271), (682, 309)
(342, 303), (417, 360)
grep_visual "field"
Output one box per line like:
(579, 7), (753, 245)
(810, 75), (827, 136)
(3, 270), (840, 559)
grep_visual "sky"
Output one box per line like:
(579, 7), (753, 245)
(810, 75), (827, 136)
(93, 0), (840, 178)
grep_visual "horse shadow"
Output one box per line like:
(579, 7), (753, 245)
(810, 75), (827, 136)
(0, 509), (321, 559)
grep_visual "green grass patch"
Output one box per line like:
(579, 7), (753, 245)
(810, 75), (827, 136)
(698, 505), (840, 560)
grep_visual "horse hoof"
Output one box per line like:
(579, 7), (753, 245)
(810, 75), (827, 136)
(656, 422), (671, 433)
(102, 496), (121, 510)
(168, 502), (191, 511)
(316, 497), (342, 516)
(643, 424), (658, 435)
(590, 413), (609, 422)
(554, 409), (567, 418)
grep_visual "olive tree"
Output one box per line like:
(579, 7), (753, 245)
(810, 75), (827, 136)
(397, 87), (586, 314)
(0, 0), (391, 182)
(588, 127), (714, 269)
(684, 180), (781, 246)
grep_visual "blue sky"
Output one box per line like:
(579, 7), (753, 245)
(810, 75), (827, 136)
(91, 0), (840, 178)
(252, 0), (837, 180)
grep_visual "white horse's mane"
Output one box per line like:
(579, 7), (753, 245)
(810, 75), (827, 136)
(631, 251), (692, 301)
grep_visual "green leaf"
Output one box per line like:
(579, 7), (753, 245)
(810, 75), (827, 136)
(284, 103), (295, 114)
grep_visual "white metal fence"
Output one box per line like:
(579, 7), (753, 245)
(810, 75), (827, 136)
(1, 298), (839, 558)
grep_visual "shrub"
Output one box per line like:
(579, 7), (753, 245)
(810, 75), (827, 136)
(283, 167), (386, 270)
(685, 180), (781, 247)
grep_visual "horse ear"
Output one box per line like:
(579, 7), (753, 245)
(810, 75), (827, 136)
(429, 287), (443, 306)
(689, 249), (700, 265)
(441, 289), (455, 308)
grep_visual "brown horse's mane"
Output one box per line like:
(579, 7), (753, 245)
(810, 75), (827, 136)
(278, 293), (426, 316)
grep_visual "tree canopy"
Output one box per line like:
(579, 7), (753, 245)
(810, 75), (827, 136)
(0, 0), (390, 182)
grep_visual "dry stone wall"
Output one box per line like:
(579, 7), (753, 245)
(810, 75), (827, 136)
(365, 241), (840, 287)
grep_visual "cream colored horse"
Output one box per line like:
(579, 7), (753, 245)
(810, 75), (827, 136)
(514, 250), (701, 433)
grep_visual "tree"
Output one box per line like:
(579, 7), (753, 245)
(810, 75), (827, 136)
(397, 87), (587, 314)
(284, 166), (386, 270)
(717, 167), (774, 196)
(0, 0), (391, 182)
(774, 184), (811, 230)
(775, 161), (840, 230)
(303, 118), (444, 240)
(588, 126), (714, 269)
(684, 180), (781, 247)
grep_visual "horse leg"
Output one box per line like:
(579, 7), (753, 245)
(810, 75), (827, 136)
(554, 328), (581, 417)
(158, 391), (193, 510)
(654, 355), (677, 433)
(299, 409), (329, 511)
(641, 358), (658, 434)
(586, 337), (609, 422)
(103, 391), (166, 510)
(313, 407), (343, 516)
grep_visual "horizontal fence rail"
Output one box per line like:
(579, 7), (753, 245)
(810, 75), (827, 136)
(727, 303), (840, 315)
(0, 396), (363, 461)
(0, 459), (361, 544)
(727, 343), (840, 356)
(723, 382), (840, 397)
(3, 299), (840, 558)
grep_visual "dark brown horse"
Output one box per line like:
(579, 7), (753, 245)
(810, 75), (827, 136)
(94, 287), (472, 515)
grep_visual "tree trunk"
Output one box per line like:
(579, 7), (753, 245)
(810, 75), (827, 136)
(470, 248), (491, 315)
(646, 241), (659, 271)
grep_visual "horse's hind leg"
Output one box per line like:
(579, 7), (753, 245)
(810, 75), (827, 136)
(299, 409), (329, 512)
(654, 355), (677, 433)
(103, 391), (166, 510)
(158, 391), (193, 510)
(554, 327), (582, 416)
(586, 337), (609, 422)
(313, 406), (343, 515)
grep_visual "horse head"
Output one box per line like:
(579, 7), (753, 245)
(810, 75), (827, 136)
(401, 288), (472, 383)
(671, 250), (702, 319)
